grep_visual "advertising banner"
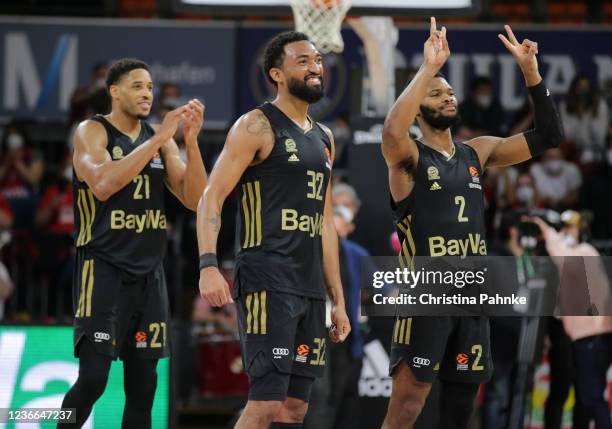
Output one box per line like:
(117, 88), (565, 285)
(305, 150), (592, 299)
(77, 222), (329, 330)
(0, 17), (235, 126)
(0, 326), (169, 429)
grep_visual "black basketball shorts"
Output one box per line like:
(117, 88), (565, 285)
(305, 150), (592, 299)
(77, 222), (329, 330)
(236, 289), (327, 401)
(390, 316), (493, 383)
(72, 248), (171, 360)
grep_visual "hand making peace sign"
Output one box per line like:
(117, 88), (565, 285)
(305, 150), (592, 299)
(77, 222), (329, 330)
(423, 17), (450, 71)
(498, 24), (539, 74)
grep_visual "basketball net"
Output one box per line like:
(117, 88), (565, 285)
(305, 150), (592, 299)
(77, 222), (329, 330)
(290, 0), (352, 54)
(349, 16), (398, 116)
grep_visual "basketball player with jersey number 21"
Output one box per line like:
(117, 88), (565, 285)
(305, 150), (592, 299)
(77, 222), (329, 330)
(379, 18), (564, 429)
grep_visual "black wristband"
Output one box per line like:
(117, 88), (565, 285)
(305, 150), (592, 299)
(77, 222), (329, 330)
(199, 253), (218, 271)
(524, 80), (564, 156)
(527, 79), (547, 99)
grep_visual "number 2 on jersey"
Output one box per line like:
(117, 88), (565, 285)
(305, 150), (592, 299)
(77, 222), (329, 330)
(306, 170), (324, 200)
(455, 195), (468, 222)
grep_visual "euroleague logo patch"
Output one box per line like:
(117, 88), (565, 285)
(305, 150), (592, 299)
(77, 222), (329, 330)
(135, 331), (147, 348)
(295, 344), (310, 363)
(468, 166), (481, 188)
(456, 353), (469, 364)
(456, 353), (469, 371)
(150, 151), (164, 169)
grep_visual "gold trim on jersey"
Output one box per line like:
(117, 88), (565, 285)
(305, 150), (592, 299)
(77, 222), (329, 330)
(76, 259), (94, 318)
(241, 181), (262, 248)
(76, 189), (96, 246)
(393, 317), (413, 345)
(396, 215), (415, 271)
(301, 116), (314, 134)
(245, 291), (267, 335)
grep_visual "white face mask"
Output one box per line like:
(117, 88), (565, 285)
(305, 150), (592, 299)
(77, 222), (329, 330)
(516, 186), (535, 204)
(7, 133), (24, 150)
(476, 94), (492, 108)
(63, 166), (73, 181)
(544, 159), (563, 174)
(561, 233), (577, 247)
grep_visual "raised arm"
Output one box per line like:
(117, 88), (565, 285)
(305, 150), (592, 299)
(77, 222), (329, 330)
(467, 25), (564, 169)
(197, 109), (270, 307)
(382, 17), (450, 201)
(161, 99), (207, 211)
(73, 105), (186, 201)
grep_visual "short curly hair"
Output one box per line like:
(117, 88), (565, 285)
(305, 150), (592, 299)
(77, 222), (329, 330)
(106, 58), (150, 89)
(262, 31), (312, 86)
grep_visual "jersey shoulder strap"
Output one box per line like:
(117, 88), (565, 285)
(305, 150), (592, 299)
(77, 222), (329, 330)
(89, 115), (116, 139)
(314, 121), (332, 153)
(257, 102), (287, 140)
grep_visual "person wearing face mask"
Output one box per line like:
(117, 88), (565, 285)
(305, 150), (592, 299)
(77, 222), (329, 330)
(530, 148), (581, 210)
(455, 76), (505, 139)
(305, 197), (375, 429)
(532, 212), (612, 429)
(68, 62), (111, 127)
(560, 74), (609, 164)
(34, 154), (75, 320)
(513, 172), (539, 210)
(0, 127), (45, 228)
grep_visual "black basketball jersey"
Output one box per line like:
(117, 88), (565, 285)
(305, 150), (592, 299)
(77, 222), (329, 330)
(234, 103), (332, 300)
(393, 140), (487, 265)
(73, 115), (167, 275)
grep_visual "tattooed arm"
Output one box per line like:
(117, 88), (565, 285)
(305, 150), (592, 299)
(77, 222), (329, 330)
(197, 109), (273, 307)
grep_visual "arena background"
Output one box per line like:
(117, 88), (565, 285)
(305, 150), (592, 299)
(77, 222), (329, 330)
(0, 1), (611, 428)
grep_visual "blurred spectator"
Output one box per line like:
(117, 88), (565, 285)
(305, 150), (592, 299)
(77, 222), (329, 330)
(326, 112), (351, 176)
(560, 74), (609, 164)
(530, 148), (581, 210)
(151, 82), (182, 124)
(306, 185), (375, 429)
(34, 154), (75, 319)
(485, 166), (518, 211)
(513, 172), (539, 210)
(34, 156), (74, 236)
(582, 137), (612, 239)
(507, 97), (534, 136)
(0, 259), (13, 321)
(482, 212), (524, 429)
(68, 62), (110, 126)
(0, 126), (44, 228)
(456, 76), (505, 139)
(533, 213), (612, 429)
(332, 182), (362, 218)
(0, 193), (14, 230)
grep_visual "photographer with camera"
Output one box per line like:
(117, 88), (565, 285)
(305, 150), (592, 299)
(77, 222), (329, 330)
(532, 212), (612, 429)
(484, 211), (560, 429)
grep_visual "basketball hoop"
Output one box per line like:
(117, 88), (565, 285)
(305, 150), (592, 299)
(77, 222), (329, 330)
(290, 0), (352, 54)
(349, 16), (398, 116)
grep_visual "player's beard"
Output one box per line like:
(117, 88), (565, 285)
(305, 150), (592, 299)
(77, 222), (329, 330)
(419, 104), (460, 131)
(287, 75), (325, 104)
